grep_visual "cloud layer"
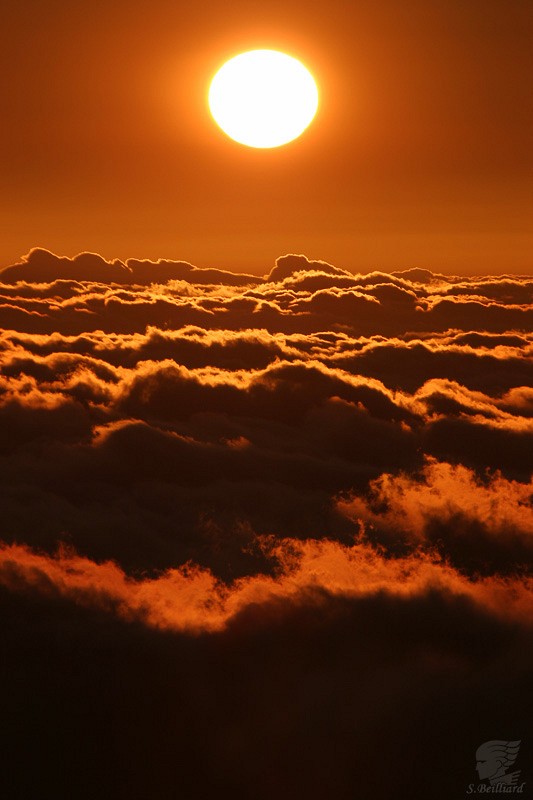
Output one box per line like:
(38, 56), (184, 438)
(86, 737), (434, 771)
(1, 249), (532, 337)
(0, 250), (531, 799)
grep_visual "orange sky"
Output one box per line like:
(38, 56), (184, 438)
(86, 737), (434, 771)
(1, 0), (531, 274)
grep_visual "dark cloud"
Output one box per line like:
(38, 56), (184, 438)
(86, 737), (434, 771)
(1, 249), (532, 799)
(0, 247), (133, 283)
(1, 550), (531, 800)
(126, 258), (261, 286)
(2, 249), (533, 338)
(423, 414), (533, 481)
(0, 248), (261, 287)
(333, 339), (533, 394)
(265, 252), (352, 282)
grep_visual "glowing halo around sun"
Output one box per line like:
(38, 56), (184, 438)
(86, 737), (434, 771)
(208, 49), (319, 148)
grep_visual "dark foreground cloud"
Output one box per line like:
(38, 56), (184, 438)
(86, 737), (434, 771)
(1, 551), (532, 800)
(0, 250), (532, 799)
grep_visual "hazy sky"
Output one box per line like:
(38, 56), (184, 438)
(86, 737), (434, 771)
(1, 0), (531, 273)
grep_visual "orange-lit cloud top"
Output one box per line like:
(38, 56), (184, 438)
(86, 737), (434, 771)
(1, 532), (532, 634)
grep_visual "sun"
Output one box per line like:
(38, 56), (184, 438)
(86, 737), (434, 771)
(208, 49), (319, 149)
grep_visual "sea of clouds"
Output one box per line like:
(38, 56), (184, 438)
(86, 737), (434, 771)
(0, 249), (531, 799)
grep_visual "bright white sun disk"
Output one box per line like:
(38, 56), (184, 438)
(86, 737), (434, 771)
(208, 50), (319, 148)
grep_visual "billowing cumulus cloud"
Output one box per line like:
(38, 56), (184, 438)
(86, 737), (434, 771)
(0, 250), (532, 799)
(2, 248), (532, 336)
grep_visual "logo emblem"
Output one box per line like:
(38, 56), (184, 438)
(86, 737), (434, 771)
(476, 740), (522, 786)
(466, 740), (526, 794)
